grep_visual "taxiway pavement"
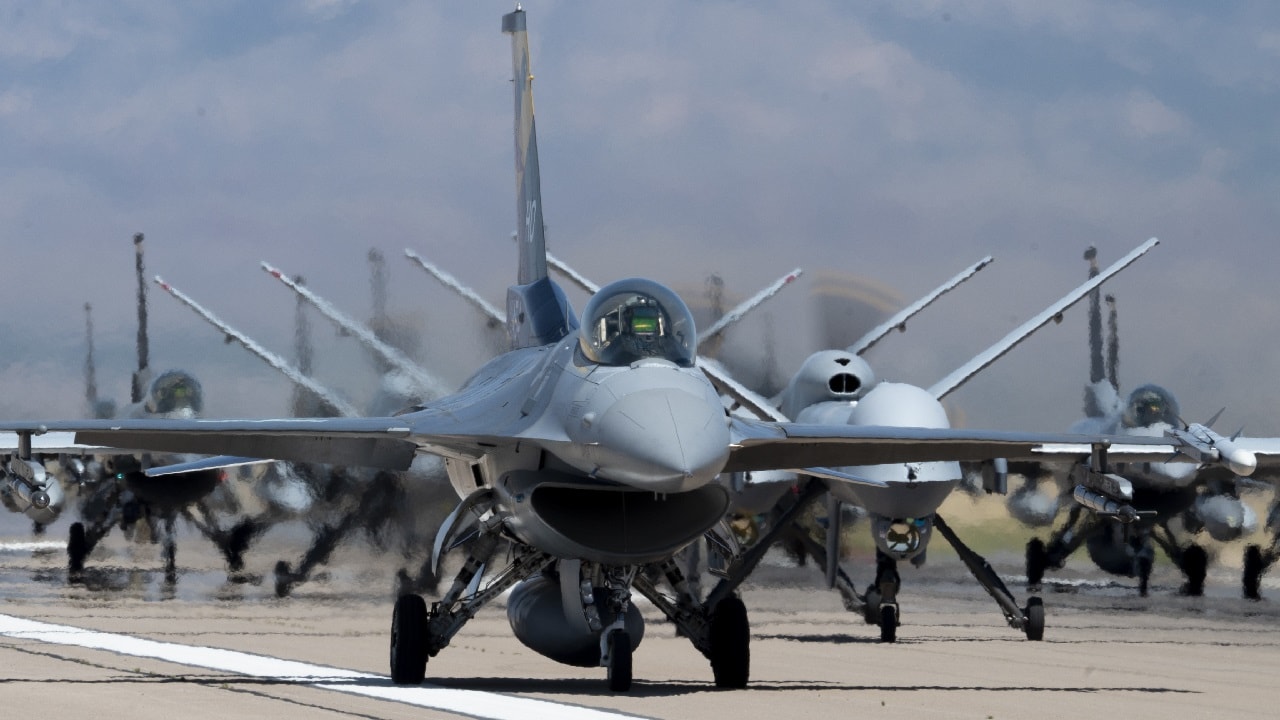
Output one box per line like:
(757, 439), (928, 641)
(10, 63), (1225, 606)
(1, 518), (1277, 720)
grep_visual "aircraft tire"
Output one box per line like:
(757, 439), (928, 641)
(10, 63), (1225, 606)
(1137, 554), (1153, 597)
(1243, 545), (1265, 600)
(1026, 538), (1048, 588)
(390, 594), (428, 685)
(708, 596), (750, 689)
(879, 603), (898, 643)
(862, 587), (882, 625)
(1023, 597), (1045, 641)
(1181, 544), (1207, 597)
(606, 629), (633, 692)
(67, 522), (87, 574)
(273, 560), (294, 598)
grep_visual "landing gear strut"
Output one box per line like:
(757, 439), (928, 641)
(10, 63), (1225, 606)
(935, 514), (1044, 641)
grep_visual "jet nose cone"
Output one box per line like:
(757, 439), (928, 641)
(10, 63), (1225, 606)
(595, 388), (730, 492)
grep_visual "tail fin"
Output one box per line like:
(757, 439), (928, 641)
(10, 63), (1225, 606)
(504, 8), (547, 286)
(83, 302), (99, 412)
(502, 8), (575, 349)
(1082, 245), (1107, 417)
(131, 233), (151, 404)
(1105, 293), (1119, 390)
(1085, 246), (1104, 386)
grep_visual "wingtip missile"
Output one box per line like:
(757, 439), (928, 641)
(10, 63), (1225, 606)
(1164, 422), (1258, 477)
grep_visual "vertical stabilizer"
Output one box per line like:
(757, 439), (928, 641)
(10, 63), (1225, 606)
(84, 302), (98, 411)
(131, 233), (151, 404)
(1105, 293), (1119, 390)
(504, 8), (547, 286)
(502, 8), (575, 349)
(1083, 246), (1106, 417)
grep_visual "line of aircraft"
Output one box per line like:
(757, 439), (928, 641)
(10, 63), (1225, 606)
(1, 7), (1278, 693)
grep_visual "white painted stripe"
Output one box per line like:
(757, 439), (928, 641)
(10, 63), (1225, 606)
(0, 541), (65, 552)
(0, 614), (647, 720)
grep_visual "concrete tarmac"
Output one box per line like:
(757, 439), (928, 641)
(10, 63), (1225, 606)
(1, 521), (1278, 720)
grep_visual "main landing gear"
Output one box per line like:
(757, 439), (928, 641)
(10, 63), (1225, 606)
(1027, 509), (1207, 598)
(1243, 498), (1279, 600)
(931, 515), (1044, 641)
(388, 501), (754, 692)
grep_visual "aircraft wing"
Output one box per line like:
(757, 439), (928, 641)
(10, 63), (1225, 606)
(927, 237), (1159, 400)
(1232, 437), (1280, 483)
(847, 255), (993, 356)
(4, 406), (1255, 484)
(0, 418), (421, 470)
(724, 417), (1182, 473)
(0, 431), (151, 457)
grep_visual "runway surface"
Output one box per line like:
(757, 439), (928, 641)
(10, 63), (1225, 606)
(2, 516), (1278, 720)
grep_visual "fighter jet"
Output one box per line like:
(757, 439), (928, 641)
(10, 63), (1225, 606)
(47, 235), (268, 583)
(154, 270), (448, 598)
(0, 9), (1249, 690)
(1017, 247), (1274, 597)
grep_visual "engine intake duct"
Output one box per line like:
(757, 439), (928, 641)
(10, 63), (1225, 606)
(531, 482), (728, 558)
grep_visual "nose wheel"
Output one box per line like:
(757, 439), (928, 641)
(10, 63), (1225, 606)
(1023, 597), (1045, 641)
(878, 603), (898, 643)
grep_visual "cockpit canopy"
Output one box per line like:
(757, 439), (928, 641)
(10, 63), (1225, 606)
(1121, 384), (1179, 429)
(146, 370), (204, 415)
(579, 278), (696, 367)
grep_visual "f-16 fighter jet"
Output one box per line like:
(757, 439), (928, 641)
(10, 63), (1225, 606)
(1016, 247), (1279, 597)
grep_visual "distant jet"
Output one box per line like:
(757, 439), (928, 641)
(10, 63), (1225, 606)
(1016, 247), (1273, 597)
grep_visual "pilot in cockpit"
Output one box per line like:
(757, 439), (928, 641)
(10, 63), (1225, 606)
(598, 298), (666, 360)
(1121, 384), (1179, 429)
(581, 280), (696, 367)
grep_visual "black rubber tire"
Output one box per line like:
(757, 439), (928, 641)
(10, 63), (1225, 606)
(224, 519), (256, 573)
(1023, 596), (1045, 641)
(709, 596), (750, 689)
(879, 603), (898, 643)
(1243, 545), (1265, 601)
(67, 522), (88, 574)
(1181, 544), (1207, 597)
(606, 629), (633, 692)
(1026, 538), (1048, 588)
(1137, 555), (1153, 598)
(390, 594), (428, 685)
(274, 560), (294, 598)
(162, 537), (177, 584)
(862, 587), (882, 625)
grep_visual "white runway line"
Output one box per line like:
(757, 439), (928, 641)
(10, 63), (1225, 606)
(0, 614), (647, 720)
(0, 541), (65, 552)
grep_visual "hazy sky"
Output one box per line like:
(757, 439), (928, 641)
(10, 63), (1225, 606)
(1, 1), (1278, 434)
